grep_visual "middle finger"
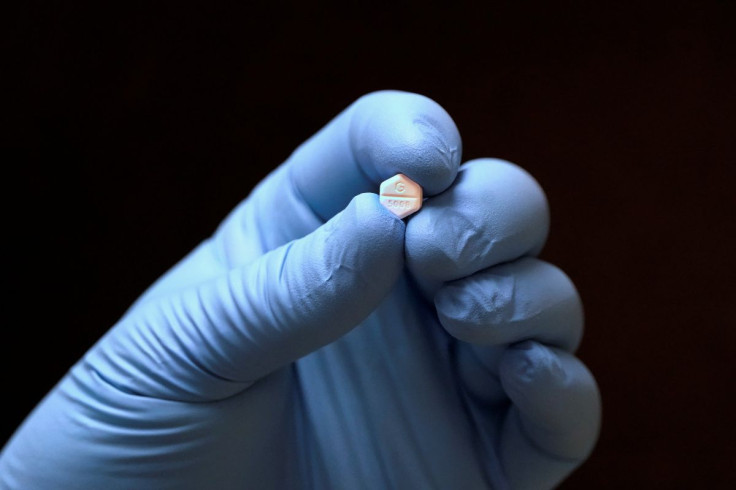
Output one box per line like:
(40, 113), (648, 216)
(405, 158), (549, 297)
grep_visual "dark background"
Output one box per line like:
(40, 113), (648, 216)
(4, 1), (735, 487)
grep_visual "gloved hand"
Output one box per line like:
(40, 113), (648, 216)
(0, 91), (600, 489)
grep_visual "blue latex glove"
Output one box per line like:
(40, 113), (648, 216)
(0, 91), (600, 489)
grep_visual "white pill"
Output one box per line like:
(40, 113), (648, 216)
(379, 174), (423, 219)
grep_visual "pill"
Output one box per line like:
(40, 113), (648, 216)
(379, 173), (423, 219)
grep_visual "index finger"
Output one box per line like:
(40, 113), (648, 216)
(290, 90), (462, 220)
(215, 91), (462, 267)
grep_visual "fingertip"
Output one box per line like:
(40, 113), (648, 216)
(434, 258), (584, 351)
(345, 192), (406, 238)
(499, 341), (601, 460)
(435, 273), (517, 345)
(462, 159), (550, 251)
(500, 341), (559, 388)
(406, 158), (550, 290)
(469, 159), (550, 247)
(330, 193), (406, 281)
(350, 90), (462, 196)
(286, 90), (461, 222)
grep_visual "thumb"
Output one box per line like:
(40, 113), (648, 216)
(84, 193), (404, 401)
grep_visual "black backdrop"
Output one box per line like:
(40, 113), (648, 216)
(4, 1), (735, 488)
